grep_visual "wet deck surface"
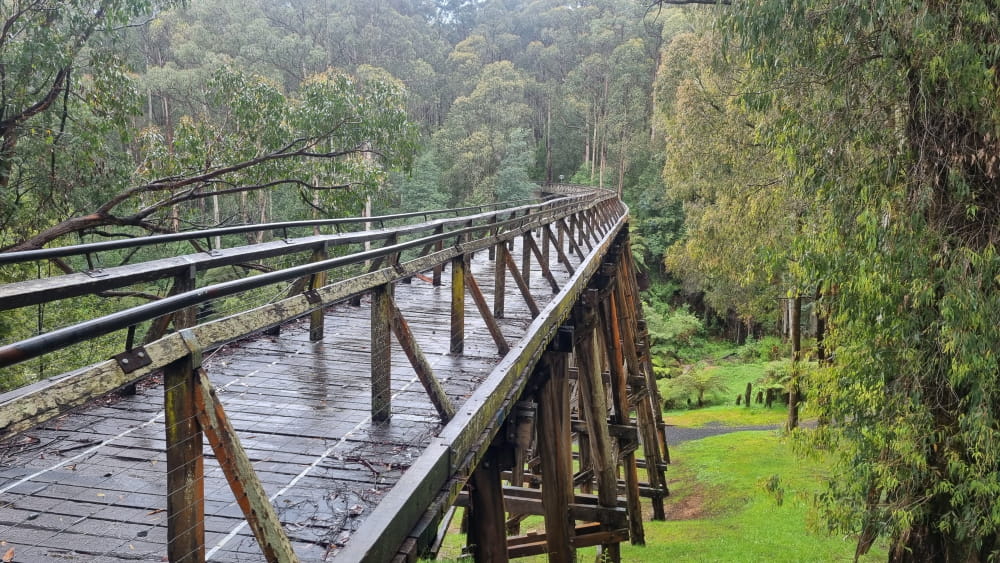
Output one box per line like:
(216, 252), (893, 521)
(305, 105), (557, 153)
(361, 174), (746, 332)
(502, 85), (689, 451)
(0, 245), (580, 561)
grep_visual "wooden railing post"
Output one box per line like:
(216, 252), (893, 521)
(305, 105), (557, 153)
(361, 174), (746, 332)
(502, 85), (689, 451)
(556, 218), (565, 261)
(164, 350), (205, 562)
(520, 210), (532, 284)
(487, 216), (499, 261)
(451, 255), (466, 354)
(433, 226), (445, 286)
(575, 214), (587, 249)
(372, 283), (392, 422)
(494, 241), (507, 319)
(542, 222), (551, 269)
(521, 232), (531, 285)
(308, 244), (328, 342)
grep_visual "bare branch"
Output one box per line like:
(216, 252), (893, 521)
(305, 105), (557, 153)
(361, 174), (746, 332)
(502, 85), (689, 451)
(98, 138), (364, 214)
(649, 0), (730, 5)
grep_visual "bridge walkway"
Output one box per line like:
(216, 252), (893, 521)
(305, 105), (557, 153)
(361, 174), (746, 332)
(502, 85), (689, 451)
(0, 247), (573, 562)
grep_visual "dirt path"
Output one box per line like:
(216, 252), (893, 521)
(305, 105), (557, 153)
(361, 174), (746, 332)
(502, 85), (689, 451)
(665, 422), (784, 445)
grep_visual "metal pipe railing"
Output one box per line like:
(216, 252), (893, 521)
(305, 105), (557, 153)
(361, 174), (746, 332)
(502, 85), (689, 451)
(0, 191), (617, 370)
(0, 196), (552, 266)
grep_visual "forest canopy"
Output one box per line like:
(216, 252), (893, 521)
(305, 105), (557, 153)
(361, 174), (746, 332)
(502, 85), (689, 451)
(5, 1), (1000, 560)
(0, 0), (673, 256)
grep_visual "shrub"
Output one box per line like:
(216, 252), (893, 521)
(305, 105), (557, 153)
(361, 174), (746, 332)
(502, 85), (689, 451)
(662, 364), (729, 408)
(738, 335), (787, 362)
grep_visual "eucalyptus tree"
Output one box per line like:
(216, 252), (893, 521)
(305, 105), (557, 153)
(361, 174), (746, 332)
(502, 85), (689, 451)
(652, 0), (1000, 558)
(563, 1), (660, 191)
(433, 60), (533, 205)
(0, 1), (177, 246)
(658, 28), (797, 330)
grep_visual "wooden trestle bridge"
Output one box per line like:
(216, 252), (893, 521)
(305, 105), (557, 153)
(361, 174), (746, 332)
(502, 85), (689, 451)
(0, 184), (669, 562)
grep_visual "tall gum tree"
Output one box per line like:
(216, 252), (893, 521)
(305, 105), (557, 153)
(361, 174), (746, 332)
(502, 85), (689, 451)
(652, 0), (1000, 559)
(0, 0), (417, 254)
(0, 0), (182, 248)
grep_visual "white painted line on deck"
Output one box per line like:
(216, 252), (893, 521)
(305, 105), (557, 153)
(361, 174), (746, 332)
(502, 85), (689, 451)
(207, 343), (453, 559)
(0, 344), (304, 494)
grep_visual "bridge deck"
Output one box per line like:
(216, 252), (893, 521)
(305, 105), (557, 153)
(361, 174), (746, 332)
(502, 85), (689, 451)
(0, 245), (579, 561)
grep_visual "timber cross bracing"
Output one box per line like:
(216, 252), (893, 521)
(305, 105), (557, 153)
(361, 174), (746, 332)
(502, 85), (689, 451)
(0, 184), (669, 562)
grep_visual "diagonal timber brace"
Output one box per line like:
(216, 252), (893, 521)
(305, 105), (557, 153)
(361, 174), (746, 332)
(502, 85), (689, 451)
(178, 330), (299, 563)
(463, 265), (511, 356)
(386, 291), (456, 422)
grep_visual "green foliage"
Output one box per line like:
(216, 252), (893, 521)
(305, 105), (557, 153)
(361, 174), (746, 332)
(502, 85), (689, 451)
(391, 149), (450, 213)
(655, 0), (1000, 557)
(736, 335), (786, 363)
(662, 364), (730, 408)
(624, 153), (684, 274)
(657, 23), (812, 328)
(0, 0), (180, 248)
(432, 61), (533, 205)
(644, 303), (704, 378)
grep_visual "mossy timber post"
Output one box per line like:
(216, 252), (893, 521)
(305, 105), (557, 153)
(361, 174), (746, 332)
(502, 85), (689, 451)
(0, 184), (668, 562)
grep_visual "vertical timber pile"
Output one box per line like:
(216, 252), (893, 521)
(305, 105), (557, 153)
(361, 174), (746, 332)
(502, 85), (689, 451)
(468, 447), (509, 562)
(574, 291), (624, 563)
(612, 230), (670, 519)
(535, 350), (575, 562)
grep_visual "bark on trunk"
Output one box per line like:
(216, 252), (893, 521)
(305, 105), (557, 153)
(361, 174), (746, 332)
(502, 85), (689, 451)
(786, 293), (801, 430)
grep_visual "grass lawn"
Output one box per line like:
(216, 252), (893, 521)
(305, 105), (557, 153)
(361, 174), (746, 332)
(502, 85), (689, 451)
(664, 403), (788, 427)
(633, 431), (885, 562)
(432, 430), (882, 562)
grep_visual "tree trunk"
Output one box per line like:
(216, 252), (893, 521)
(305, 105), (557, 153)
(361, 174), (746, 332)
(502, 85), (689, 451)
(786, 293), (802, 430)
(545, 101), (552, 184)
(590, 115), (598, 182)
(814, 282), (826, 365)
(212, 193), (221, 249)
